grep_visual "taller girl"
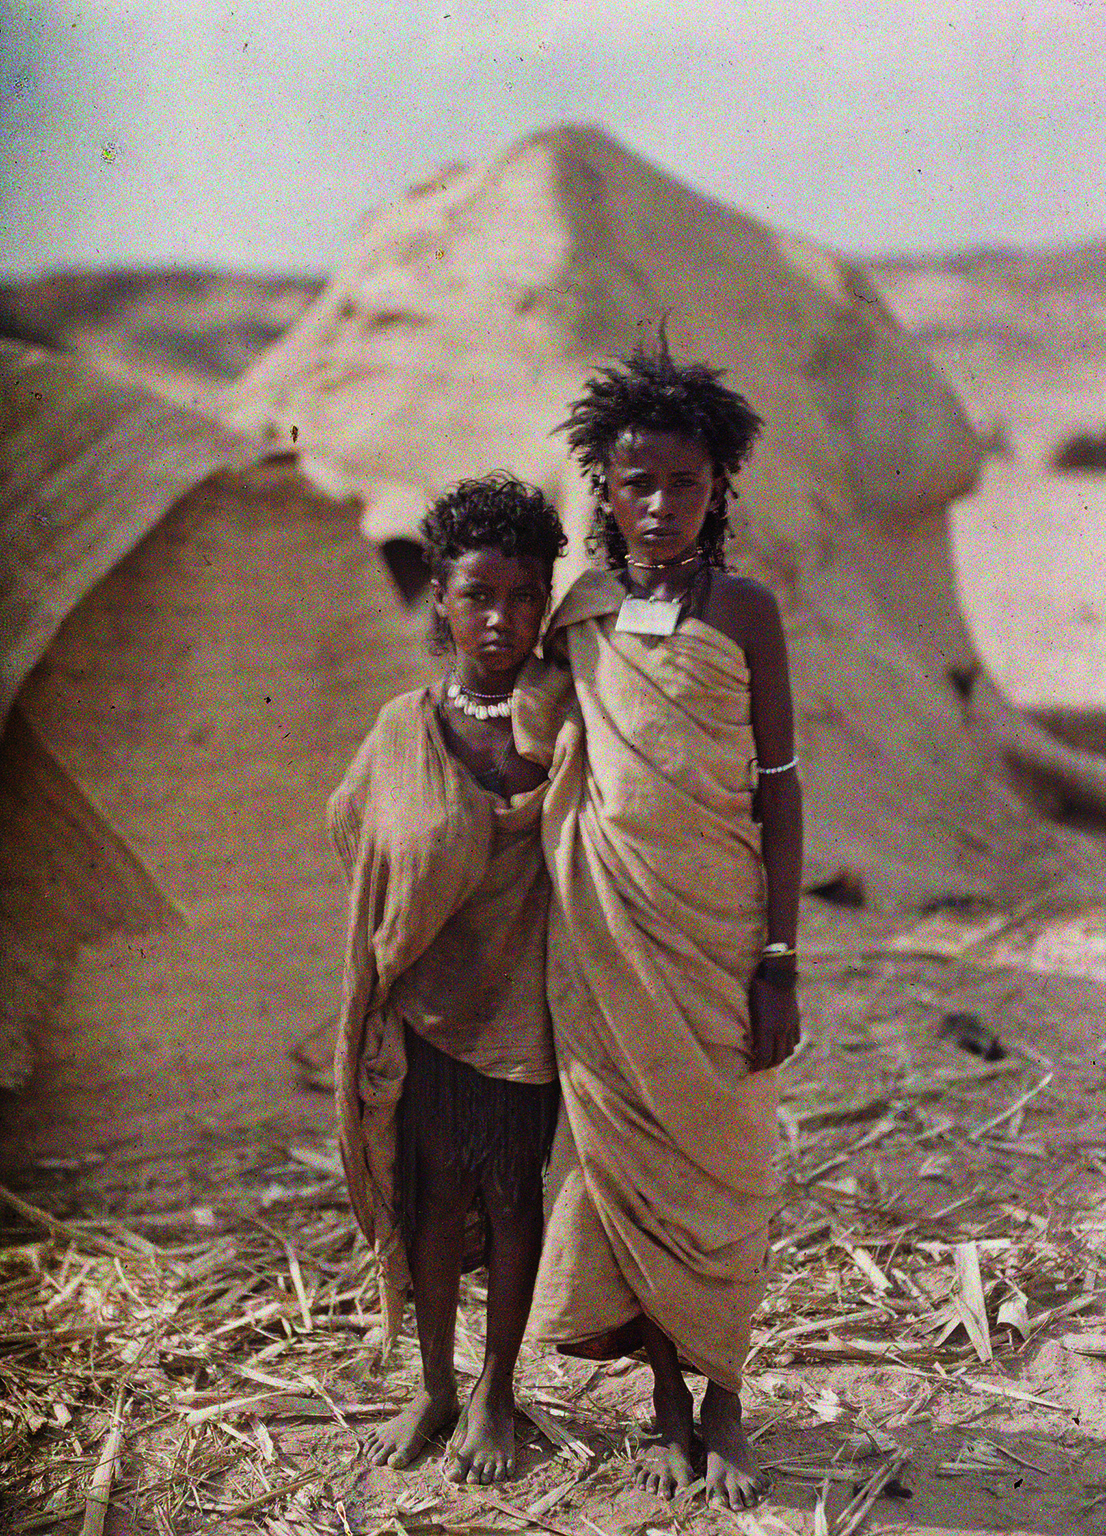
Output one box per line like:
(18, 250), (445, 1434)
(530, 344), (802, 1510)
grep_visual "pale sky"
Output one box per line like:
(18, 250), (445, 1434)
(2, 0), (1105, 277)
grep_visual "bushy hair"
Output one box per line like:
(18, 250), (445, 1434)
(558, 333), (762, 567)
(420, 473), (566, 650)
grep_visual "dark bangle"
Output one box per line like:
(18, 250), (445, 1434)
(755, 956), (797, 988)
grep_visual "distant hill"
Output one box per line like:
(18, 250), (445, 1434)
(870, 241), (1106, 290)
(0, 268), (324, 407)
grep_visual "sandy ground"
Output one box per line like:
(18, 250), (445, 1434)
(3, 903), (1106, 1536)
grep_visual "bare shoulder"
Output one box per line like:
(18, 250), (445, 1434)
(703, 571), (784, 654)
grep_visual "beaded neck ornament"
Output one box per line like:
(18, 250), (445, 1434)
(446, 677), (513, 719)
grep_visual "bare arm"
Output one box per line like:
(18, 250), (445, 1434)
(706, 576), (803, 1069)
(744, 587), (802, 948)
(707, 575), (803, 934)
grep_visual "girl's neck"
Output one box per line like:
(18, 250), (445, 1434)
(620, 547), (704, 603)
(452, 656), (527, 697)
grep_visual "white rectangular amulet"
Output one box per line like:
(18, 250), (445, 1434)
(614, 596), (681, 636)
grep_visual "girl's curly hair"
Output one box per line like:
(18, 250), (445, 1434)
(558, 333), (762, 567)
(420, 473), (566, 651)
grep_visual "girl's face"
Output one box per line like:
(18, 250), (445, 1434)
(605, 429), (722, 564)
(433, 547), (549, 684)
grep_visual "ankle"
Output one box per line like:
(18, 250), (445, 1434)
(421, 1368), (457, 1399)
(474, 1360), (516, 1400)
(652, 1366), (691, 1403)
(702, 1380), (740, 1417)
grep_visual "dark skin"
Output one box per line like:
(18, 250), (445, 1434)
(603, 427), (803, 1510)
(362, 547), (550, 1483)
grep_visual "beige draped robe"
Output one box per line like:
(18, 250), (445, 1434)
(529, 571), (782, 1393)
(329, 659), (571, 1350)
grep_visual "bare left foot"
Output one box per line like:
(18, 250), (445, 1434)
(634, 1372), (696, 1498)
(443, 1372), (516, 1484)
(700, 1380), (771, 1510)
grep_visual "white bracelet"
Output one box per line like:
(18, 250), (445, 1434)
(762, 942), (796, 958)
(758, 756), (797, 776)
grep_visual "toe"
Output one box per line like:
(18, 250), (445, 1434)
(733, 1475), (751, 1508)
(707, 1478), (732, 1511)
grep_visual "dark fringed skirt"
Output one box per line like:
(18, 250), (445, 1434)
(397, 1025), (560, 1266)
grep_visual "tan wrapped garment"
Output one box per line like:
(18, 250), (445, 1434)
(329, 658), (571, 1350)
(529, 571), (782, 1394)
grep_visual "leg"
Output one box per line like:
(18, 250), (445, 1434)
(445, 1162), (544, 1485)
(634, 1315), (696, 1498)
(701, 1378), (771, 1509)
(364, 1125), (475, 1468)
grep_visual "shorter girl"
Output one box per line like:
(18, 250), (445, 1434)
(329, 475), (568, 1485)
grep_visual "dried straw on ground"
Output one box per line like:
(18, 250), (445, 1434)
(3, 946), (1103, 1533)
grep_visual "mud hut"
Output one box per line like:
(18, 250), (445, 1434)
(1, 343), (431, 1108)
(223, 124), (1088, 909)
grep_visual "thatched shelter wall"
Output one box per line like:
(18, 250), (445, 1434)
(1, 342), (258, 1092)
(0, 707), (181, 1089)
(1, 345), (431, 1101)
(13, 457), (431, 1116)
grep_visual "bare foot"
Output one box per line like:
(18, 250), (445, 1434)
(364, 1383), (459, 1468)
(634, 1374), (696, 1498)
(700, 1380), (771, 1509)
(444, 1373), (516, 1484)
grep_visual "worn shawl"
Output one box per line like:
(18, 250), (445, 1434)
(529, 571), (782, 1393)
(329, 658), (571, 1351)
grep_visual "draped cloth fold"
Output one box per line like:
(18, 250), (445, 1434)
(529, 571), (781, 1394)
(329, 658), (571, 1354)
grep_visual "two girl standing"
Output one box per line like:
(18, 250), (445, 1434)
(330, 344), (802, 1508)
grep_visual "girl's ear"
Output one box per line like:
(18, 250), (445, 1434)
(430, 576), (446, 615)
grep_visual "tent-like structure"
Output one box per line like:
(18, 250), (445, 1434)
(1, 342), (431, 1097)
(223, 124), (1087, 910)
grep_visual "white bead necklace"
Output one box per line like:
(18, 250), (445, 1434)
(446, 677), (514, 720)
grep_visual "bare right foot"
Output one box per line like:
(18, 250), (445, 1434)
(701, 1380), (771, 1509)
(634, 1375), (696, 1499)
(364, 1383), (459, 1468)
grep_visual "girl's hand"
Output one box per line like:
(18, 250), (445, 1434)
(748, 967), (800, 1071)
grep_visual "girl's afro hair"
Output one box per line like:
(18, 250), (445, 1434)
(558, 332), (761, 567)
(420, 472), (566, 581)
